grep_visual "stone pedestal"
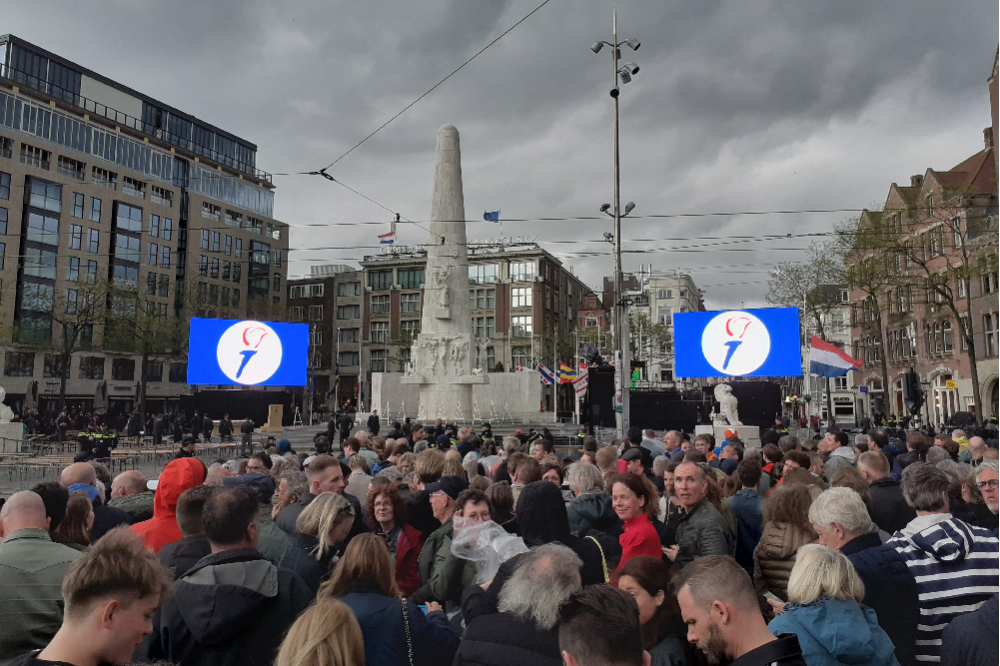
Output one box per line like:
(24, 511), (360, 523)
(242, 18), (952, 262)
(0, 422), (24, 450)
(259, 404), (284, 433)
(695, 424), (761, 449)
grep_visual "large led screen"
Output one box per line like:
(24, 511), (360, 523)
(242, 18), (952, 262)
(673, 308), (802, 378)
(187, 318), (309, 387)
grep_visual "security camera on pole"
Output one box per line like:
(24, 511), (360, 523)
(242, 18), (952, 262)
(592, 10), (640, 438)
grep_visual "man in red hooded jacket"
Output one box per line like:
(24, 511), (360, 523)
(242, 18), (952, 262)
(132, 457), (207, 553)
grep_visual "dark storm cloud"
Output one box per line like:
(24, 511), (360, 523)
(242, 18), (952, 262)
(5, 0), (995, 306)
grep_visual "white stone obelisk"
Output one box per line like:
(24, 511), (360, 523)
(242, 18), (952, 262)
(401, 126), (486, 421)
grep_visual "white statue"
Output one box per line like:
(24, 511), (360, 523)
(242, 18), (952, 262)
(475, 337), (490, 371)
(0, 387), (14, 424)
(714, 383), (742, 426)
(430, 267), (451, 310)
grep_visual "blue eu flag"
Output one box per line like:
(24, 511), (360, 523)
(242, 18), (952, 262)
(483, 211), (500, 222)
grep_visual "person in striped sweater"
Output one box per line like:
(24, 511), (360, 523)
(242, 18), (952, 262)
(887, 463), (999, 663)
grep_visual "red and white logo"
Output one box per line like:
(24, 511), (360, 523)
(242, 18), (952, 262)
(700, 311), (771, 376)
(217, 320), (283, 385)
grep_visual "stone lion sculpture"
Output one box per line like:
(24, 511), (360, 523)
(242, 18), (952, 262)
(713, 383), (742, 426)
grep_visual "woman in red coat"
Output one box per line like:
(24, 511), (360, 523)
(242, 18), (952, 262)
(366, 484), (424, 596)
(611, 472), (662, 584)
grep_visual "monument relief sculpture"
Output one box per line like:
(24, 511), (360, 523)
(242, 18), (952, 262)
(0, 387), (14, 424)
(714, 383), (742, 426)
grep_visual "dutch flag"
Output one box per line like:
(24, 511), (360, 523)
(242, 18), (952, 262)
(809, 335), (862, 377)
(378, 232), (395, 245)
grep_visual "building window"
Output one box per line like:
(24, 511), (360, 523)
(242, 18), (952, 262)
(71, 192), (84, 217)
(470, 288), (495, 310)
(78, 356), (105, 380)
(338, 351), (360, 366)
(585, 316), (599, 328)
(29, 179), (62, 212)
(232, 288), (240, 306)
(273, 250), (282, 268)
(371, 321), (389, 344)
(224, 235), (232, 256)
(337, 304), (361, 319)
(112, 358), (135, 381)
(469, 264), (498, 285)
(115, 234), (140, 263)
(92, 166), (117, 189)
(339, 328), (360, 343)
(87, 229), (99, 253)
(398, 268), (425, 289)
(371, 294), (390, 315)
(289, 306), (304, 322)
(161, 246), (171, 268)
(150, 186), (172, 206)
(0, 137), (10, 159)
(162, 218), (172, 241)
(0, 171), (9, 199)
(247, 217), (263, 234)
(199, 256), (208, 276)
(512, 315), (532, 338)
(69, 224), (83, 250)
(43, 354), (68, 379)
(211, 232), (221, 253)
(233, 263), (242, 283)
(221, 261), (231, 280)
(84, 260), (98, 283)
(309, 305), (324, 321)
(472, 316), (495, 338)
(511, 287), (532, 308)
(57, 156), (85, 180)
(66, 256), (80, 282)
(169, 363), (187, 382)
(400, 320), (420, 338)
(24, 247), (57, 279)
(943, 320), (953, 353)
(309, 326), (323, 349)
(289, 285), (307, 299)
(4, 352), (35, 377)
(21, 143), (51, 169)
(159, 274), (169, 297)
(512, 346), (531, 368)
(210, 258), (220, 278)
(401, 292), (421, 313)
(27, 212), (59, 245)
(368, 270), (393, 290)
(509, 261), (535, 282)
(370, 349), (387, 372)
(200, 229), (210, 250)
(148, 243), (159, 266)
(338, 281), (361, 297)
(202, 203), (221, 221)
(985, 314), (997, 357)
(116, 202), (142, 232)
(221, 287), (230, 307)
(149, 215), (160, 238)
(146, 361), (164, 382)
(273, 274), (281, 292)
(234, 238), (242, 259)
(122, 176), (145, 199)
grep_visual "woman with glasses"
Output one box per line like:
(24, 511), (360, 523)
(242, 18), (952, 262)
(280, 492), (355, 594)
(366, 484), (424, 596)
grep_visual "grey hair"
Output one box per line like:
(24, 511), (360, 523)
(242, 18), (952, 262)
(463, 452), (480, 465)
(498, 543), (583, 630)
(504, 436), (526, 455)
(925, 446), (950, 465)
(377, 466), (403, 482)
(270, 454), (293, 477)
(787, 544), (865, 605)
(652, 455), (672, 474)
(412, 440), (429, 455)
(977, 460), (1000, 477)
(808, 487), (872, 536)
(854, 434), (869, 446)
(279, 471), (309, 503)
(901, 463), (950, 512)
(463, 459), (480, 479)
(566, 462), (604, 495)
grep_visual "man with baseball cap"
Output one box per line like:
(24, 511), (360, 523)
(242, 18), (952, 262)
(410, 475), (468, 609)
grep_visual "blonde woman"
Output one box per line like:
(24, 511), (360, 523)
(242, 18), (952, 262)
(767, 544), (900, 666)
(280, 492), (355, 593)
(275, 598), (366, 666)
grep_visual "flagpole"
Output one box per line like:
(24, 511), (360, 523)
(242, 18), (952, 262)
(575, 330), (580, 425)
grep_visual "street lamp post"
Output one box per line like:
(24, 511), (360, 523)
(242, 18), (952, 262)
(593, 9), (640, 437)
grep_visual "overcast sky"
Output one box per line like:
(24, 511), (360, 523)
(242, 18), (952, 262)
(6, 1), (997, 308)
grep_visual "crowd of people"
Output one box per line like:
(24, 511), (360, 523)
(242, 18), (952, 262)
(0, 418), (996, 666)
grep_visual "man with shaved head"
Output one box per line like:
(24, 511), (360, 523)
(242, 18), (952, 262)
(109, 470), (155, 524)
(0, 491), (83, 661)
(673, 555), (806, 666)
(60, 462), (130, 540)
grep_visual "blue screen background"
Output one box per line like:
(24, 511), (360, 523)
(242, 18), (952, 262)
(187, 318), (309, 386)
(672, 307), (802, 378)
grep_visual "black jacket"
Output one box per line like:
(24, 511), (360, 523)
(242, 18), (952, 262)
(157, 534), (212, 580)
(516, 482), (610, 587)
(941, 594), (998, 666)
(842, 531), (919, 666)
(279, 532), (335, 595)
(454, 612), (563, 666)
(404, 488), (440, 540)
(137, 549), (312, 666)
(867, 477), (916, 534)
(730, 634), (806, 666)
(275, 492), (366, 542)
